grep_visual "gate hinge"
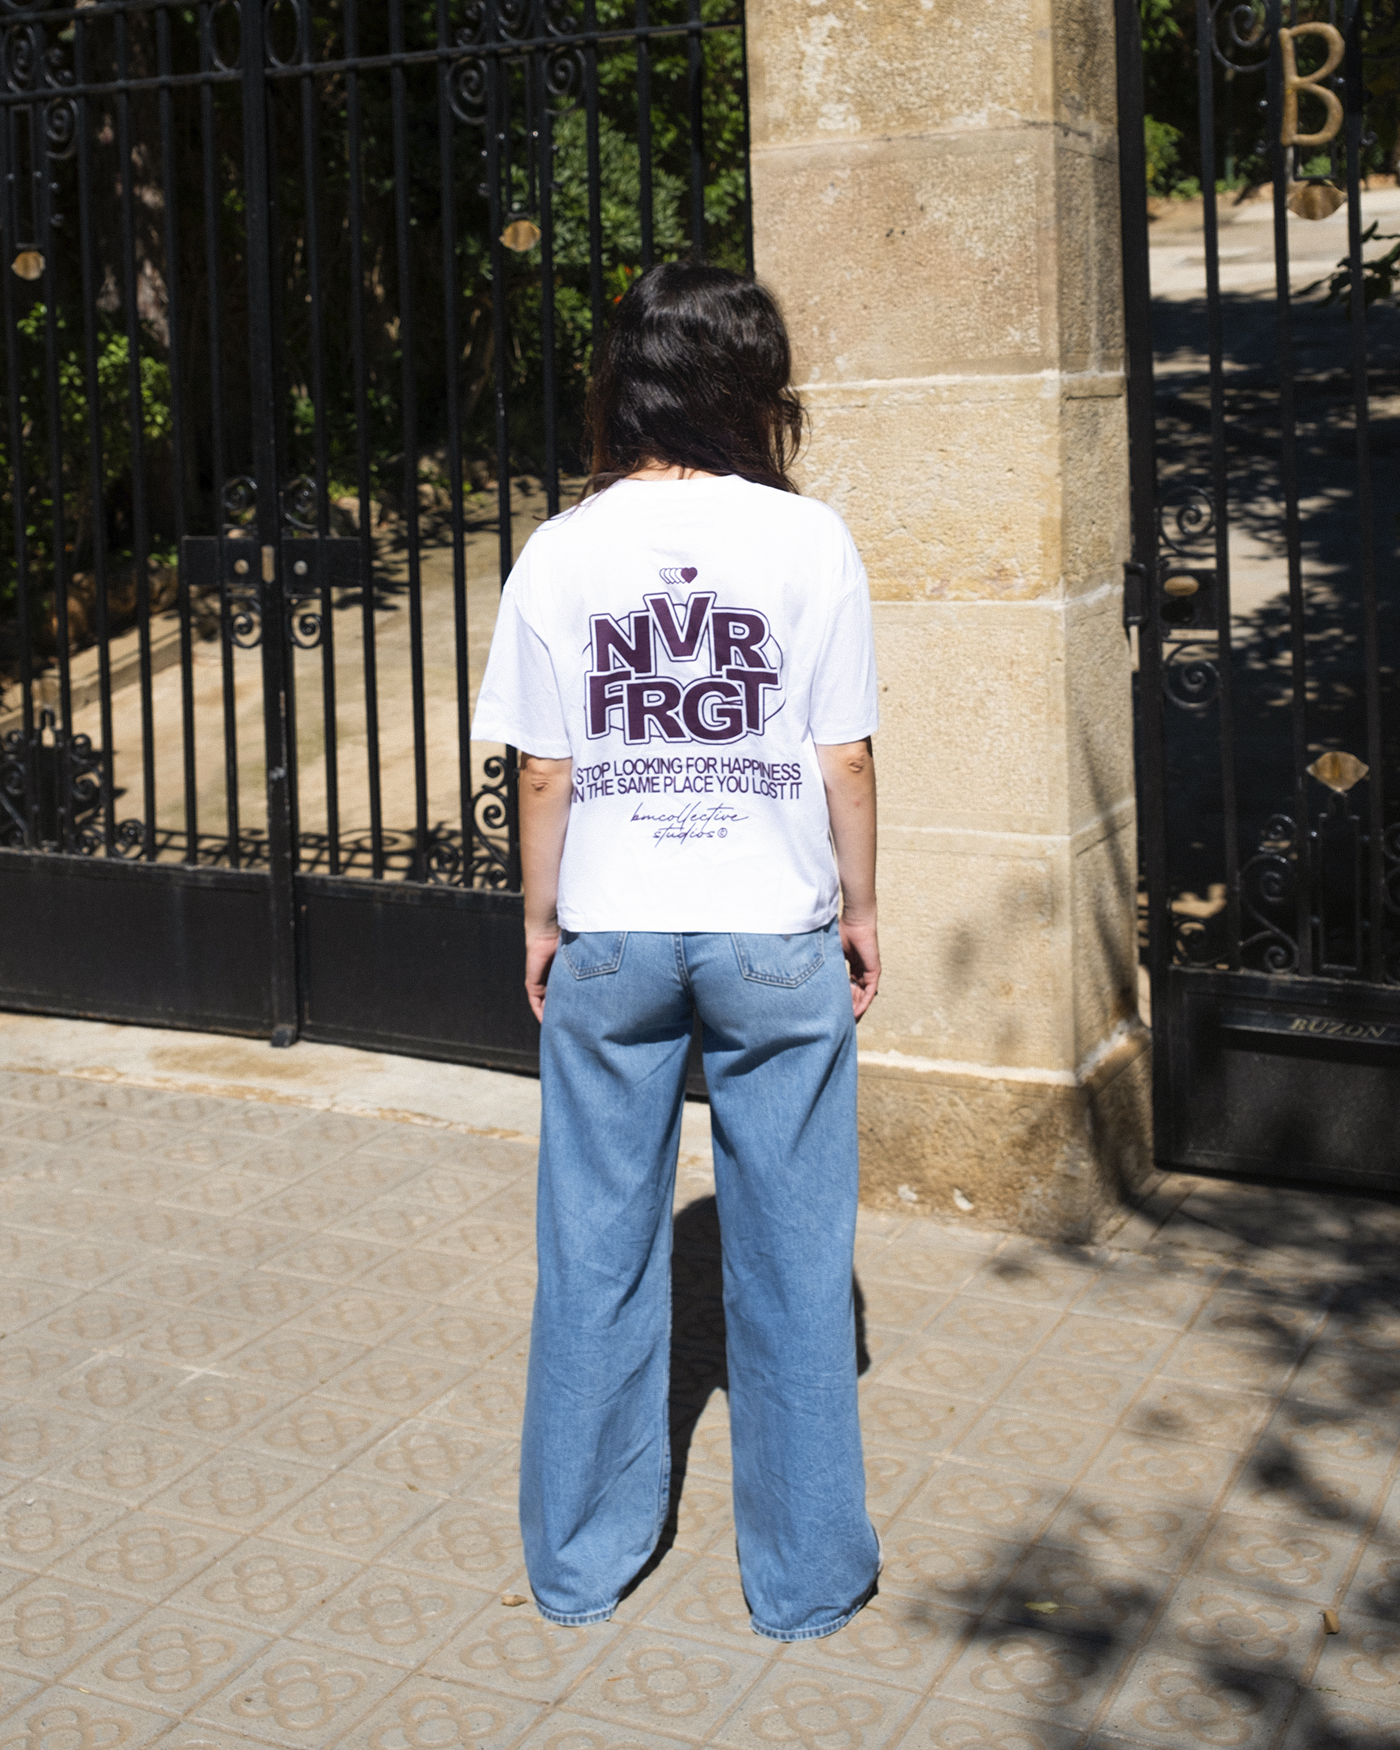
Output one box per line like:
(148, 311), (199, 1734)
(1122, 560), (1147, 629)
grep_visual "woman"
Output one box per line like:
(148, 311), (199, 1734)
(471, 260), (881, 1641)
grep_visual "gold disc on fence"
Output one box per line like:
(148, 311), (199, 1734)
(500, 219), (542, 253)
(1307, 750), (1369, 793)
(11, 251), (44, 280)
(1287, 182), (1346, 221)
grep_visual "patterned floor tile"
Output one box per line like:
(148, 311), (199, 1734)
(1096, 1646), (1298, 1748)
(0, 1674), (44, 1723)
(428, 1368), (528, 1440)
(427, 1604), (623, 1704)
(877, 1526), (1026, 1613)
(635, 1557), (754, 1650)
(561, 1627), (764, 1735)
(52, 1357), (182, 1424)
(963, 1252), (1103, 1313)
(0, 1408), (108, 1483)
(0, 1578), (147, 1680)
(948, 1408), (1109, 1483)
(507, 1710), (699, 1750)
(995, 1360), (1141, 1428)
(895, 1693), (1084, 1750)
(374, 1687), (546, 1750)
(933, 1622), (1131, 1732)
(987, 1548), (1160, 1638)
(857, 1387), (981, 1455)
(315, 1352), (468, 1417)
(1288, 1346), (1400, 1412)
(1155, 1332), (1303, 1398)
(1154, 1579), (1331, 1673)
(371, 1248), (479, 1302)
(0, 1340), (96, 1401)
(59, 1609), (271, 1719)
(351, 1419), (497, 1495)
(415, 1216), (535, 1271)
(1123, 1381), (1273, 1453)
(777, 1596), (975, 1696)
(105, 1258), (234, 1307)
(47, 1428), (217, 1507)
(1035, 1315), (1177, 1376)
(922, 1298), (1063, 1358)
(145, 1448), (323, 1532)
(1034, 1491), (1208, 1573)
(48, 1512), (240, 1605)
(1220, 1448), (1385, 1530)
(261, 1473), (436, 1561)
(381, 1499), (527, 1591)
(290, 1564), (492, 1672)
(1258, 1401), (1398, 1476)
(1341, 1523), (1400, 1626)
(440, 1265), (539, 1319)
(0, 1688), (175, 1750)
(877, 1340), (1022, 1405)
(712, 1657), (923, 1750)
(1276, 1691), (1400, 1750)
(286, 1286), (422, 1345)
(1188, 1510), (1364, 1606)
(241, 1399), (399, 1467)
(900, 1464), (1069, 1544)
(321, 1197), (447, 1247)
(0, 1488), (124, 1574)
(1072, 1268), (1215, 1331)
(165, 1538), (365, 1631)
(191, 1646), (403, 1747)
(1189, 1284), (1326, 1348)
(853, 1278), (954, 1333)
(1077, 1433), (1237, 1511)
(0, 1280), (79, 1337)
(1311, 1618), (1400, 1714)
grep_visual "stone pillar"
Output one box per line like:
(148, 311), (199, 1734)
(748, 0), (1152, 1239)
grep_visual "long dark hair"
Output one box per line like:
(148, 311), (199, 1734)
(582, 261), (805, 494)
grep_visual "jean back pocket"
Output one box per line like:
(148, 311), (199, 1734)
(559, 931), (628, 978)
(730, 930), (826, 988)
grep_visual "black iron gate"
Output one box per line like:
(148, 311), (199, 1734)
(1117, 0), (1400, 1184)
(0, 0), (749, 1068)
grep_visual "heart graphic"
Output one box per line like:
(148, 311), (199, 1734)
(680, 567), (698, 582)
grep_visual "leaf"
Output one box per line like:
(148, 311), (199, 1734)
(501, 1593), (529, 1608)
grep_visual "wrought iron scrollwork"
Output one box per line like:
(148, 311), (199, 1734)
(1157, 483), (1216, 557)
(0, 716), (132, 856)
(1211, 0), (1270, 74)
(0, 728), (29, 848)
(1240, 813), (1300, 973)
(1163, 641), (1221, 712)
(470, 753), (517, 888)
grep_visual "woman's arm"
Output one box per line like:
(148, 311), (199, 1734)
(816, 738), (880, 1019)
(519, 753), (574, 1022)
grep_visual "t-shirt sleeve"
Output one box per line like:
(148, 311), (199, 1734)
(808, 526), (879, 744)
(469, 571), (572, 758)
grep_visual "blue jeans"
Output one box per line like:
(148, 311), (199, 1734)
(520, 923), (879, 1641)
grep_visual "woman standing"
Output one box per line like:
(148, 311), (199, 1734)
(471, 260), (881, 1642)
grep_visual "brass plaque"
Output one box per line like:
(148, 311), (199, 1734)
(1308, 750), (1369, 792)
(500, 219), (541, 253)
(1222, 1007), (1400, 1049)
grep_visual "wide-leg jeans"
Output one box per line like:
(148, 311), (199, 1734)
(520, 922), (879, 1641)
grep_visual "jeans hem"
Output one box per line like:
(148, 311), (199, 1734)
(533, 1601), (617, 1626)
(749, 1577), (878, 1643)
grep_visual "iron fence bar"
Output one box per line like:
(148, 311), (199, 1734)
(437, 0), (473, 878)
(157, 3), (198, 864)
(388, 0), (431, 884)
(264, 83), (301, 869)
(540, 91), (560, 517)
(1, 104), (38, 845)
(344, 0), (385, 880)
(242, 0), (298, 1040)
(1114, 0), (1168, 1154)
(32, 101), (75, 849)
(739, 3), (753, 274)
(1196, 0), (1242, 968)
(485, 31), (513, 589)
(114, 9), (157, 860)
(636, 0), (654, 267)
(584, 0), (603, 345)
(74, 21), (116, 856)
(299, 9), (340, 876)
(1342, 0), (1385, 981)
(199, 0), (241, 869)
(1266, 0), (1315, 974)
(687, 0), (704, 260)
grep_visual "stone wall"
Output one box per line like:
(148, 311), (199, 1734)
(747, 0), (1152, 1239)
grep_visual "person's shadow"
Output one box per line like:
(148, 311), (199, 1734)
(622, 1193), (870, 1594)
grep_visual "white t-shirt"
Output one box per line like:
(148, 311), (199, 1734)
(471, 474), (878, 933)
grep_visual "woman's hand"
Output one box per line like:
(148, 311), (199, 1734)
(519, 754), (574, 1023)
(816, 739), (880, 1020)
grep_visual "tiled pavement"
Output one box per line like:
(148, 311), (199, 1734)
(0, 1066), (1398, 1750)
